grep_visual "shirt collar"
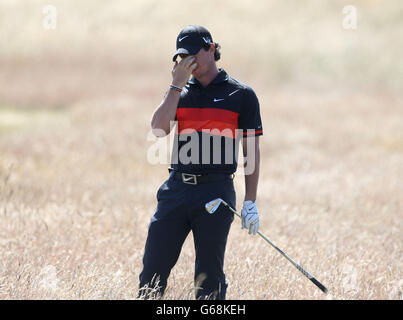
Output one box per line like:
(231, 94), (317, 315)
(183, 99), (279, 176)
(188, 68), (229, 86)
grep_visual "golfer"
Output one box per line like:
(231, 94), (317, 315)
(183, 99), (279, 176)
(138, 25), (263, 300)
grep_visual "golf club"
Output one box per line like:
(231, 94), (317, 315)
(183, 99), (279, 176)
(205, 198), (328, 294)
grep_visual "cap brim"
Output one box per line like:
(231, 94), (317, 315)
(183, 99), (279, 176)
(172, 48), (190, 62)
(172, 46), (201, 61)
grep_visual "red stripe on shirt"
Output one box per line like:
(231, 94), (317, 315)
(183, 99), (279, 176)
(242, 129), (263, 136)
(176, 108), (239, 139)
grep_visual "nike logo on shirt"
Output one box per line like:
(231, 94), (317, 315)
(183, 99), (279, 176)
(213, 89), (241, 102)
(229, 89), (240, 96)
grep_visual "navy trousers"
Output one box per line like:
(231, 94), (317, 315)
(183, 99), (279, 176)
(138, 172), (235, 300)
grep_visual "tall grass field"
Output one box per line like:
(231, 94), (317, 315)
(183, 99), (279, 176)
(0, 0), (402, 299)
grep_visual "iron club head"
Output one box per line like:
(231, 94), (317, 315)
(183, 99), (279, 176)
(205, 198), (224, 214)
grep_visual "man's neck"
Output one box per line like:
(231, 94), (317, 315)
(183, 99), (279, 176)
(196, 65), (219, 87)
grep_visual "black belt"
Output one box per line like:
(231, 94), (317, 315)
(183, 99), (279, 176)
(168, 168), (234, 185)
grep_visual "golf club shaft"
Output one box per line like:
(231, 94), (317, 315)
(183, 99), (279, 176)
(222, 201), (328, 293)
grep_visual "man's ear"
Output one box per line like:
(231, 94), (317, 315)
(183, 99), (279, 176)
(209, 43), (215, 54)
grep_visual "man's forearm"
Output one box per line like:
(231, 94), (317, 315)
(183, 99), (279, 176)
(151, 56), (197, 137)
(243, 137), (260, 202)
(151, 89), (181, 136)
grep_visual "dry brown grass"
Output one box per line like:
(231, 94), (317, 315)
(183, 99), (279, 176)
(0, 0), (402, 299)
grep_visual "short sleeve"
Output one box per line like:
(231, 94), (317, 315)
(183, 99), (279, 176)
(238, 88), (263, 137)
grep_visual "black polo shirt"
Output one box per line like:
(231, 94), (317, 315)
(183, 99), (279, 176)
(170, 68), (263, 174)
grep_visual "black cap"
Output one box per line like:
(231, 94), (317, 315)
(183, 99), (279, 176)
(172, 25), (213, 62)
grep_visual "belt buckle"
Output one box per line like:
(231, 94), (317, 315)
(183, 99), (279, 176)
(182, 173), (197, 185)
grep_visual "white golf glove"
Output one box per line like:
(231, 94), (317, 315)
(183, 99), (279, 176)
(241, 200), (260, 235)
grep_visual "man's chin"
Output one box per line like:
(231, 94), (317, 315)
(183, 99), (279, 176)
(192, 68), (203, 78)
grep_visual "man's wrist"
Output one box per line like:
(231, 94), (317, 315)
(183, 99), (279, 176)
(244, 197), (256, 203)
(171, 80), (186, 88)
(169, 84), (183, 93)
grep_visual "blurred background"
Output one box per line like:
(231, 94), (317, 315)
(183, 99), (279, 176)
(0, 0), (402, 299)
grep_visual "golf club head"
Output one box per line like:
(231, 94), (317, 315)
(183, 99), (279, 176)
(205, 198), (224, 214)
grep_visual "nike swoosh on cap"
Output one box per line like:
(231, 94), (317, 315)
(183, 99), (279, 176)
(213, 98), (225, 102)
(178, 35), (189, 42)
